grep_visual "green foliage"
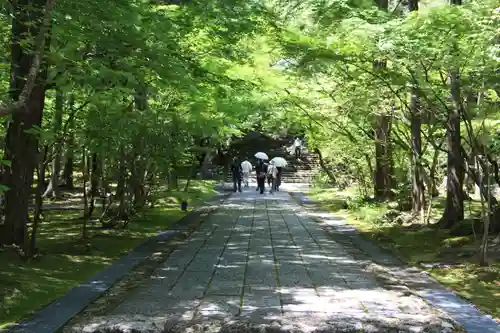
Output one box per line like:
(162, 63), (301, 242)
(259, 0), (500, 200)
(0, 0), (499, 323)
(0, 0), (283, 184)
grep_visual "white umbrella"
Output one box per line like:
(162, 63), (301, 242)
(270, 157), (287, 167)
(254, 152), (269, 160)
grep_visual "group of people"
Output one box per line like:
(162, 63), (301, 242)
(230, 157), (283, 194)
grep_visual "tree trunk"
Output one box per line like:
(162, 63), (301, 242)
(52, 89), (64, 197)
(169, 158), (179, 190)
(407, 0), (424, 219)
(410, 90), (425, 219)
(478, 154), (490, 266)
(1, 0), (51, 248)
(44, 89), (64, 198)
(81, 147), (89, 239)
(438, 0), (465, 229)
(62, 108), (75, 189)
(373, 113), (394, 200)
(88, 152), (100, 218)
(116, 145), (127, 219)
(30, 146), (49, 256)
(426, 137), (445, 198)
(132, 86), (147, 208)
(313, 148), (337, 185)
(438, 72), (465, 228)
(100, 158), (111, 213)
(183, 158), (198, 193)
(130, 153), (146, 209)
(372, 0), (393, 201)
(465, 157), (500, 234)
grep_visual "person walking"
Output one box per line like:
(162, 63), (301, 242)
(230, 157), (243, 193)
(267, 161), (278, 193)
(293, 137), (302, 158)
(266, 161), (273, 189)
(255, 159), (267, 194)
(275, 166), (282, 191)
(241, 158), (253, 188)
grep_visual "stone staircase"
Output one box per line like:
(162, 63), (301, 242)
(225, 138), (319, 184)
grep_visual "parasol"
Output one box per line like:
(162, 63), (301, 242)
(270, 157), (288, 167)
(254, 152), (269, 160)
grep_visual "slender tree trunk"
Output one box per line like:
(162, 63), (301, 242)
(44, 89), (64, 198)
(100, 157), (111, 214)
(130, 152), (146, 209)
(478, 153), (490, 266)
(1, 0), (51, 248)
(81, 147), (89, 239)
(52, 89), (64, 197)
(372, 0), (393, 201)
(407, 0), (425, 220)
(130, 84), (148, 207)
(88, 152), (99, 218)
(183, 157), (198, 193)
(373, 113), (394, 200)
(30, 146), (49, 256)
(169, 158), (179, 190)
(428, 138), (445, 198)
(62, 112), (75, 189)
(410, 99), (425, 219)
(422, 137), (445, 223)
(116, 145), (127, 219)
(464, 157), (500, 234)
(314, 148), (337, 185)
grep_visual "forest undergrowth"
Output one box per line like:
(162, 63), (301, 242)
(0, 180), (217, 330)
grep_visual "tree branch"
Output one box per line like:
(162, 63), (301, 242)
(0, 0), (56, 117)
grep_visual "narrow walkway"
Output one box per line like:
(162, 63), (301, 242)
(72, 189), (458, 333)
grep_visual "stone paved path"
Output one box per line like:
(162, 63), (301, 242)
(72, 190), (458, 333)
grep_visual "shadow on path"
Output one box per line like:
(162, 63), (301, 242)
(290, 191), (500, 333)
(69, 189), (461, 333)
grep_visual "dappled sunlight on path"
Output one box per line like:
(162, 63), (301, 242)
(70, 188), (459, 333)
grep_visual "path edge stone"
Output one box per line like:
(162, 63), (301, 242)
(289, 190), (500, 333)
(6, 191), (232, 333)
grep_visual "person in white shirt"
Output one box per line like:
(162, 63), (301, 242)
(267, 161), (278, 193)
(240, 158), (253, 188)
(293, 137), (302, 158)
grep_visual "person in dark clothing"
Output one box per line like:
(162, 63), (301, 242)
(255, 159), (263, 192)
(255, 159), (267, 194)
(230, 157), (243, 192)
(276, 166), (282, 191)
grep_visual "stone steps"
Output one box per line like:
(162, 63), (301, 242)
(226, 160), (318, 184)
(225, 140), (320, 184)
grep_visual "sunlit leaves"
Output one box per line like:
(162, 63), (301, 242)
(259, 0), (500, 187)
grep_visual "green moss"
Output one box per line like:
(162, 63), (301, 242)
(431, 265), (500, 319)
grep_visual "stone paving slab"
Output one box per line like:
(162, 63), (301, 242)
(70, 189), (464, 333)
(208, 266), (245, 296)
(186, 255), (221, 272)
